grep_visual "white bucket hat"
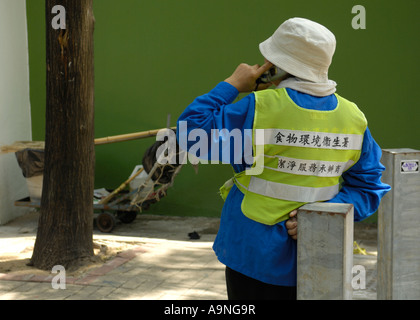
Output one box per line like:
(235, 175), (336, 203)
(259, 17), (336, 83)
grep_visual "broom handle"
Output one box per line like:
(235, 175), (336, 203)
(0, 127), (177, 153)
(94, 126), (176, 145)
(98, 167), (144, 204)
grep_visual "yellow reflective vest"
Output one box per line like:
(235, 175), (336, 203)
(220, 88), (367, 225)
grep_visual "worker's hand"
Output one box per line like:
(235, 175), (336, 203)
(224, 61), (273, 93)
(286, 210), (298, 240)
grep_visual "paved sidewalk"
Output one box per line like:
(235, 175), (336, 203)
(0, 211), (377, 300)
(0, 238), (226, 300)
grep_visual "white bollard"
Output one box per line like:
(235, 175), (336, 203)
(378, 148), (420, 300)
(297, 202), (354, 300)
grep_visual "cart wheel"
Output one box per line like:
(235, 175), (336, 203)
(97, 212), (116, 233)
(117, 211), (137, 224)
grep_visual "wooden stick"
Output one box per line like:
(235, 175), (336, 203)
(0, 126), (177, 153)
(98, 167), (144, 205)
(0, 141), (45, 154)
(94, 126), (177, 145)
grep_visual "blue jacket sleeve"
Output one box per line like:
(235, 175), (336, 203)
(177, 81), (255, 173)
(326, 127), (391, 221)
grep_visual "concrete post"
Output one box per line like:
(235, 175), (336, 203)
(297, 202), (354, 300)
(378, 148), (420, 300)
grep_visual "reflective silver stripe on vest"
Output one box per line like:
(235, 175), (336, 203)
(255, 128), (363, 150)
(243, 176), (339, 202)
(264, 155), (354, 177)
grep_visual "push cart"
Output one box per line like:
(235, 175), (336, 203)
(13, 193), (144, 233)
(11, 127), (183, 233)
(14, 161), (182, 233)
(13, 184), (164, 233)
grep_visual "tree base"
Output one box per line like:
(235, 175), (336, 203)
(29, 252), (98, 272)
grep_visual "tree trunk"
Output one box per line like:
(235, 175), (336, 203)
(30, 0), (95, 270)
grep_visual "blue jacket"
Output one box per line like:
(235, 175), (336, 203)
(177, 81), (390, 286)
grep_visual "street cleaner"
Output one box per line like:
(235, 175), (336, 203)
(176, 17), (390, 300)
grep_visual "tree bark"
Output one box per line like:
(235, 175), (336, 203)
(30, 0), (95, 270)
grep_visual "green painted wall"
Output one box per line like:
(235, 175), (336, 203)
(26, 0), (420, 219)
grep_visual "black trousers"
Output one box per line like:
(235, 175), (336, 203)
(225, 267), (296, 300)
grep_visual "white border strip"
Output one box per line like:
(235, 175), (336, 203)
(255, 128), (363, 150)
(264, 155), (354, 177)
(248, 176), (339, 202)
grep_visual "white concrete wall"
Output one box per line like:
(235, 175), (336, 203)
(0, 0), (32, 224)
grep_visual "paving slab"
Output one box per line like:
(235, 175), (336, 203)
(0, 210), (378, 300)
